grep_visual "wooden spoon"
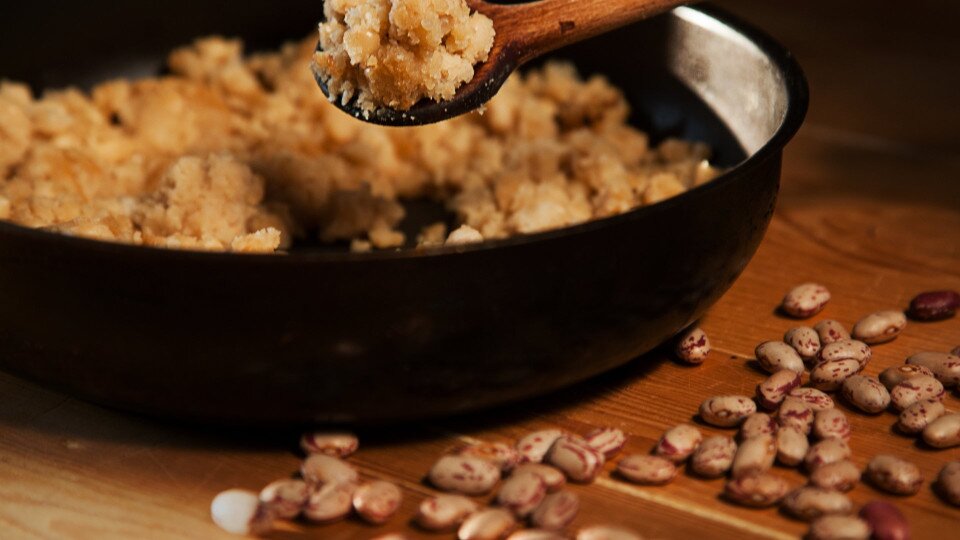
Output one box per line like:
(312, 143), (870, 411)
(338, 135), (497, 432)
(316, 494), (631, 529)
(314, 0), (691, 126)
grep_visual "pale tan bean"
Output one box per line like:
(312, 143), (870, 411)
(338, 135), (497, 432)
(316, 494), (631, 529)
(654, 424), (702, 463)
(810, 359), (862, 392)
(776, 426), (809, 467)
(787, 387), (836, 411)
(784, 326), (822, 361)
(890, 375), (945, 411)
(545, 436), (605, 483)
(576, 525), (644, 540)
(699, 395), (757, 427)
(690, 435), (737, 478)
(778, 397), (815, 434)
(416, 495), (480, 532)
(740, 413), (778, 441)
(841, 375), (890, 414)
(497, 472), (547, 517)
(676, 327), (710, 364)
(858, 501), (910, 540)
(353, 481), (402, 524)
(879, 364), (935, 390)
(301, 454), (359, 486)
(531, 491), (580, 531)
(429, 455), (502, 495)
(616, 455), (677, 485)
(731, 434), (776, 478)
(370, 534), (409, 540)
(781, 283), (831, 318)
(517, 430), (565, 464)
(866, 455), (923, 495)
(459, 442), (521, 473)
(259, 479), (308, 519)
(817, 339), (872, 368)
(898, 398), (946, 434)
(809, 460), (860, 492)
(513, 463), (567, 493)
(303, 481), (357, 523)
(458, 508), (518, 540)
(507, 530), (567, 540)
(808, 516), (870, 540)
(756, 341), (805, 374)
(852, 310), (907, 344)
(757, 370), (802, 410)
(299, 432), (359, 457)
(906, 351), (960, 387)
(813, 408), (851, 441)
(936, 461), (960, 506)
(585, 427), (627, 459)
(723, 473), (790, 507)
(804, 439), (851, 472)
(210, 489), (273, 536)
(814, 319), (850, 345)
(781, 487), (852, 521)
(922, 413), (960, 449)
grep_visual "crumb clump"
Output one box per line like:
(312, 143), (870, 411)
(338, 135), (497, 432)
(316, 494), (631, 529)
(314, 0), (496, 114)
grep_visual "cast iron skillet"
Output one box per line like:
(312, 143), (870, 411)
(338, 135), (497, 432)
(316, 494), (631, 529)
(0, 2), (807, 424)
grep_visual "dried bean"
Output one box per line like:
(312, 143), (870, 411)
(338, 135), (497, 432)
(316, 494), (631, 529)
(259, 479), (308, 519)
(866, 455), (923, 495)
(585, 427), (627, 459)
(299, 432), (358, 458)
(906, 351), (960, 387)
(817, 339), (872, 367)
(879, 364), (935, 390)
(757, 370), (802, 410)
(513, 463), (567, 492)
(616, 454), (677, 485)
(699, 395), (757, 427)
(852, 310), (906, 344)
(785, 326), (822, 361)
(656, 423), (704, 463)
(507, 530), (567, 540)
(776, 426), (809, 467)
(936, 461), (960, 506)
(808, 516), (870, 540)
(517, 430), (565, 464)
(858, 501), (910, 540)
(804, 439), (851, 472)
(676, 327), (710, 364)
(897, 398), (946, 434)
(531, 491), (580, 531)
(813, 408), (851, 441)
(781, 283), (831, 318)
(889, 375), (944, 411)
(576, 525), (643, 540)
(545, 436), (605, 483)
(689, 435), (737, 478)
(778, 397), (815, 434)
(210, 489), (274, 536)
(429, 455), (502, 495)
(353, 481), (402, 524)
(787, 387), (836, 411)
(809, 460), (860, 492)
(907, 290), (960, 321)
(370, 534), (409, 540)
(922, 413), (960, 448)
(497, 472), (547, 517)
(417, 495), (479, 531)
(740, 413), (778, 441)
(810, 359), (862, 391)
(841, 375), (890, 414)
(459, 442), (521, 473)
(756, 341), (805, 374)
(781, 487), (852, 521)
(458, 508), (518, 540)
(301, 454), (359, 486)
(815, 319), (850, 345)
(723, 473), (789, 507)
(731, 434), (776, 478)
(304, 481), (357, 523)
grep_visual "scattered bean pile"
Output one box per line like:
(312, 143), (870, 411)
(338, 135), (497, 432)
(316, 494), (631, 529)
(211, 286), (960, 539)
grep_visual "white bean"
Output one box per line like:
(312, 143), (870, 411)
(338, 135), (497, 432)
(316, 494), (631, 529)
(852, 310), (906, 344)
(210, 489), (273, 536)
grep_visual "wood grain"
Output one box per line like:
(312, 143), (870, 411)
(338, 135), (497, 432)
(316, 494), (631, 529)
(1, 1), (959, 539)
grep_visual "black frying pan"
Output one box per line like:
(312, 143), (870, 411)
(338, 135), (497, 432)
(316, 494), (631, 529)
(0, 2), (807, 424)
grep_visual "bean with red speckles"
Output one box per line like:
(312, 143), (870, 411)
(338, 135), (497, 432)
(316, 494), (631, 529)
(852, 310), (907, 344)
(301, 454), (360, 486)
(417, 495), (479, 532)
(304, 481), (357, 523)
(898, 398), (946, 434)
(731, 434), (776, 478)
(859, 500), (910, 540)
(879, 364), (935, 390)
(690, 436), (737, 477)
(353, 481), (402, 524)
(781, 283), (831, 318)
(776, 426), (809, 467)
(777, 397), (815, 434)
(814, 319), (850, 345)
(458, 508), (518, 540)
(699, 395), (757, 427)
(676, 327), (710, 364)
(299, 432), (359, 458)
(723, 473), (789, 507)
(866, 455), (923, 495)
(259, 479), (309, 519)
(787, 388), (835, 411)
(531, 491), (580, 531)
(813, 408), (851, 441)
(757, 370), (802, 410)
(513, 464), (566, 492)
(817, 339), (872, 368)
(545, 436), (605, 483)
(804, 439), (851, 472)
(576, 525), (643, 540)
(810, 359), (862, 391)
(655, 424), (702, 462)
(782, 487), (852, 521)
(459, 442), (521, 473)
(907, 290), (960, 321)
(585, 427), (627, 459)
(890, 375), (945, 411)
(429, 455), (502, 495)
(937, 461), (960, 506)
(497, 472), (547, 517)
(841, 375), (890, 414)
(922, 413), (960, 448)
(785, 326), (821, 361)
(516, 430), (565, 464)
(740, 413), (778, 441)
(808, 516), (870, 540)
(809, 460), (860, 492)
(906, 351), (960, 387)
(755, 341), (805, 374)
(616, 455), (677, 485)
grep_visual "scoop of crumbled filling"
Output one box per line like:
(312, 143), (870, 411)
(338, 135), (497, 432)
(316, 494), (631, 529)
(314, 0), (495, 113)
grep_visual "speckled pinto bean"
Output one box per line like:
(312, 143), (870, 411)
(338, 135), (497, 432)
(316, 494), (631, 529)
(922, 413), (960, 448)
(545, 436), (605, 483)
(429, 455), (502, 495)
(616, 454), (678, 485)
(512, 464), (566, 492)
(785, 326), (822, 361)
(585, 427), (627, 459)
(841, 375), (891, 414)
(740, 413), (778, 441)
(858, 501), (910, 540)
(852, 310), (907, 344)
(889, 375), (945, 411)
(531, 491), (580, 531)
(304, 481), (358, 523)
(906, 351), (960, 387)
(804, 439), (851, 472)
(755, 341), (805, 374)
(459, 442), (521, 473)
(353, 481), (402, 524)
(416, 495), (479, 531)
(809, 460), (861, 492)
(777, 397), (815, 434)
(776, 426), (809, 467)
(676, 327), (710, 364)
(723, 473), (790, 507)
(690, 436), (737, 477)
(731, 434), (776, 478)
(813, 408), (851, 441)
(808, 516), (870, 540)
(781, 283), (832, 318)
(897, 398), (946, 434)
(879, 364), (935, 390)
(299, 432), (359, 458)
(810, 359), (862, 391)
(301, 454), (360, 486)
(817, 339), (872, 368)
(458, 508), (518, 540)
(575, 525), (643, 540)
(516, 430), (565, 464)
(814, 319), (851, 345)
(757, 370), (803, 410)
(259, 479), (309, 519)
(644, 426), (685, 459)
(866, 455), (923, 495)
(907, 290), (960, 321)
(936, 462), (960, 506)
(699, 396), (757, 427)
(787, 387), (836, 411)
(781, 487), (852, 521)
(496, 472), (547, 517)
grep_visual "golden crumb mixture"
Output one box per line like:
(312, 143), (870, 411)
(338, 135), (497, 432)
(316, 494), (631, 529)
(314, 0), (495, 114)
(0, 36), (720, 254)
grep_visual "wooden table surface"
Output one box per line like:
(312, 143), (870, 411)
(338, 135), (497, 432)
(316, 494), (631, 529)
(1, 1), (958, 539)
